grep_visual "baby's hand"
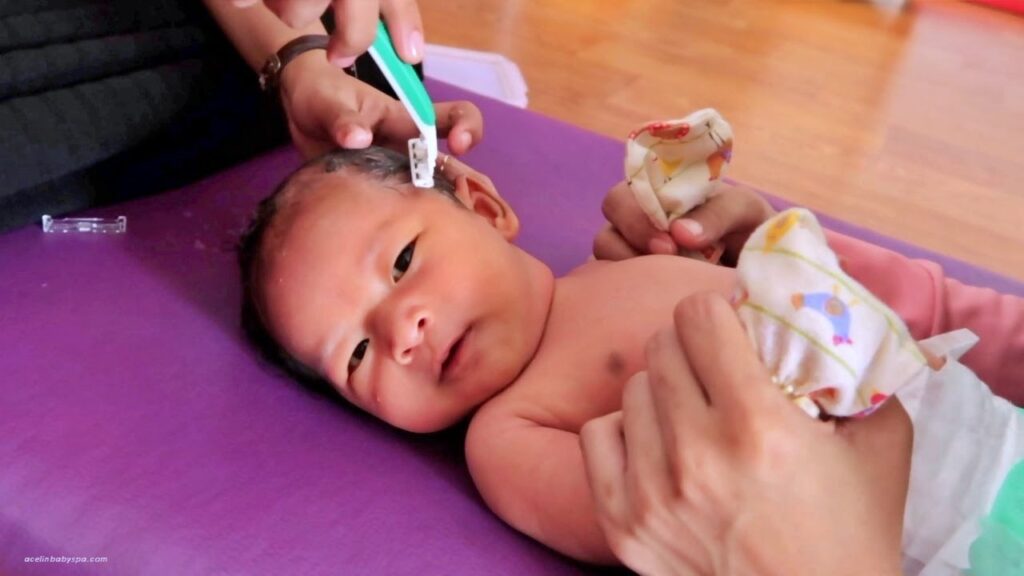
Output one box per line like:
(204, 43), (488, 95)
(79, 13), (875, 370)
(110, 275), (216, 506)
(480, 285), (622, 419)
(594, 180), (774, 265)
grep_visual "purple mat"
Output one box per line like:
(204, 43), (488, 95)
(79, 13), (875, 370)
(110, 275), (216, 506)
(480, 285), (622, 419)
(1, 81), (1021, 576)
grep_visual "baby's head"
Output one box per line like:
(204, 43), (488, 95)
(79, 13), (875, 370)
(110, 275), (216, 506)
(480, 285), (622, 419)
(239, 147), (554, 433)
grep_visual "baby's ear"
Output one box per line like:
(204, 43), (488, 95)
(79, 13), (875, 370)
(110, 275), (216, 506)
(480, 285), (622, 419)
(453, 174), (520, 240)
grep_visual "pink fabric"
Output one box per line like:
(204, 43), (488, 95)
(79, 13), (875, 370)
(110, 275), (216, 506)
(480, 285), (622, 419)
(968, 0), (1024, 15)
(828, 231), (1024, 406)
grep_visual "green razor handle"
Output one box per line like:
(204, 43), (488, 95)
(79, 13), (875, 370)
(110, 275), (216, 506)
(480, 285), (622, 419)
(367, 20), (438, 187)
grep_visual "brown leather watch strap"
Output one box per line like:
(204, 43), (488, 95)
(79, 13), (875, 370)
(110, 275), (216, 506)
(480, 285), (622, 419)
(259, 34), (330, 91)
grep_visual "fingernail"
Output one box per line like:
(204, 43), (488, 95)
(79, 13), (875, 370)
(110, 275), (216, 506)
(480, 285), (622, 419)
(406, 30), (424, 62)
(232, 0), (259, 6)
(678, 218), (704, 238)
(330, 54), (357, 69)
(649, 236), (676, 255)
(454, 131), (471, 150)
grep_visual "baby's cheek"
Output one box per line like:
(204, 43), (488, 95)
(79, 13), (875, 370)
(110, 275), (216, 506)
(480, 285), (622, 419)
(379, 386), (458, 434)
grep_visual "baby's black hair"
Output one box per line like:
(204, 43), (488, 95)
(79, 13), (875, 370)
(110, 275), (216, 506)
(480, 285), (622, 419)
(237, 146), (456, 395)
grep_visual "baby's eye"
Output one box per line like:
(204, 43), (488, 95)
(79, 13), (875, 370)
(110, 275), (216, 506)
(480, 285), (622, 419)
(348, 339), (369, 375)
(392, 240), (416, 282)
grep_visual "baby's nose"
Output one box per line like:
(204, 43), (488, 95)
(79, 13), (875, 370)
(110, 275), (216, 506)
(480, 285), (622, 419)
(389, 306), (431, 365)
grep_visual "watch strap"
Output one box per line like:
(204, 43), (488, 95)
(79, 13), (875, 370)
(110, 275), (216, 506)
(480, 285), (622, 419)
(259, 34), (330, 92)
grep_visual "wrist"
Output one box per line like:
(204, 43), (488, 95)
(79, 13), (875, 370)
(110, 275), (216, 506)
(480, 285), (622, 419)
(279, 48), (332, 93)
(259, 34), (331, 92)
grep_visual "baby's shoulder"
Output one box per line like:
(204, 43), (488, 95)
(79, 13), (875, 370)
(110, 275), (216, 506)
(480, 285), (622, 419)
(563, 254), (733, 289)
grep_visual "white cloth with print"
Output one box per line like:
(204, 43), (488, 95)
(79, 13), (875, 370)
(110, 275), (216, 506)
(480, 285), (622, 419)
(624, 108), (734, 231)
(733, 208), (930, 417)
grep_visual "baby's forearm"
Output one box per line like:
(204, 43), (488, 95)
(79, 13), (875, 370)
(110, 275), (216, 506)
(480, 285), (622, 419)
(466, 416), (618, 564)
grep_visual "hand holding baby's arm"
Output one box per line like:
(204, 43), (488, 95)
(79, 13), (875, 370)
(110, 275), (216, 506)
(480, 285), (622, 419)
(595, 180), (774, 264)
(580, 293), (910, 576)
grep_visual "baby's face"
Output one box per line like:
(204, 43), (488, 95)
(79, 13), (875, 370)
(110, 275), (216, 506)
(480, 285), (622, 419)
(256, 169), (553, 432)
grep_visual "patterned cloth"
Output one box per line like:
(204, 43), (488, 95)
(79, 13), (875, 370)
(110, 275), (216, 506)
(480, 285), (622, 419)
(734, 208), (931, 418)
(624, 109), (733, 231)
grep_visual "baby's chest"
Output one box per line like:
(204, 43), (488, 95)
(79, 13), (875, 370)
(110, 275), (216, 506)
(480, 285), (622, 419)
(513, 299), (680, 429)
(505, 257), (736, 430)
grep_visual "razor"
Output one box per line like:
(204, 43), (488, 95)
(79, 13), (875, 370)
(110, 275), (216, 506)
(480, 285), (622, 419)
(367, 20), (437, 188)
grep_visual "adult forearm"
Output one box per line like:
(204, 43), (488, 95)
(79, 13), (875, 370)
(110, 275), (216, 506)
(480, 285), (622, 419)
(202, 1), (327, 72)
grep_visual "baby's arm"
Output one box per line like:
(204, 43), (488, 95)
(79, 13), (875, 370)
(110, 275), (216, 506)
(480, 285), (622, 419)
(828, 231), (1024, 404)
(465, 410), (615, 564)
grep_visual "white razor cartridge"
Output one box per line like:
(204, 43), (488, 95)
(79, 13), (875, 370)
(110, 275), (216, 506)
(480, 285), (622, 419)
(409, 132), (437, 188)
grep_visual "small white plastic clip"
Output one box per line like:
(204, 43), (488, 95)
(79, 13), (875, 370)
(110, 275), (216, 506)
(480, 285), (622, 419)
(42, 215), (127, 234)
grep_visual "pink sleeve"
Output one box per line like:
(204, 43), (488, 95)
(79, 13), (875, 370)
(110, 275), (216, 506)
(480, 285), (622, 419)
(826, 230), (1024, 406)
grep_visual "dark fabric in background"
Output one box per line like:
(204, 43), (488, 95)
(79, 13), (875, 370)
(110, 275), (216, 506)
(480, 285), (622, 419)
(0, 1), (419, 233)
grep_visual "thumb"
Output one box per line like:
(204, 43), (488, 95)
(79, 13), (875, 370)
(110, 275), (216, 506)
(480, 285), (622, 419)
(838, 399), (913, 537)
(840, 398), (913, 460)
(669, 183), (773, 254)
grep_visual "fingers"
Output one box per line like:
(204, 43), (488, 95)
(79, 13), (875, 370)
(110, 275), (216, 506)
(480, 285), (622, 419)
(370, 100), (482, 154)
(579, 412), (629, 531)
(434, 101), (483, 155)
(379, 0), (424, 64)
(601, 180), (676, 257)
(326, 0), (381, 67)
(671, 293), (780, 416)
(580, 407), (697, 576)
(329, 107), (378, 149)
(644, 327), (711, 465)
(621, 374), (673, 506)
(593, 224), (643, 261)
(838, 399), (913, 542)
(668, 182), (775, 257)
(840, 399), (913, 464)
(263, 0), (331, 28)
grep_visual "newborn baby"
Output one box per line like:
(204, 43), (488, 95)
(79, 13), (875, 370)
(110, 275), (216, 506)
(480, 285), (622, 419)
(238, 145), (1022, 574)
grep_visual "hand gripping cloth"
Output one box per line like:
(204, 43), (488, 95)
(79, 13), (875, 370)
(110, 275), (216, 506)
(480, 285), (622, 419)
(733, 208), (931, 418)
(624, 108), (734, 231)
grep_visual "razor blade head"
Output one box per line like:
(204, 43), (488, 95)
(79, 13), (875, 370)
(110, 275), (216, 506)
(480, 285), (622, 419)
(408, 136), (436, 188)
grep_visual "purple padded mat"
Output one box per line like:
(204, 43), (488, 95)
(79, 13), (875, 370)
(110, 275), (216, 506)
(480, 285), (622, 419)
(1, 81), (1021, 576)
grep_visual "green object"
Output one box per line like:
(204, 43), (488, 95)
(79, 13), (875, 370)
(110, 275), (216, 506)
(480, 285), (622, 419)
(367, 20), (435, 127)
(967, 459), (1024, 575)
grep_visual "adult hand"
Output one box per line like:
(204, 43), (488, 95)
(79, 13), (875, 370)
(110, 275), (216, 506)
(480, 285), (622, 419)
(232, 0), (424, 67)
(594, 181), (775, 264)
(579, 293), (911, 576)
(279, 51), (482, 158)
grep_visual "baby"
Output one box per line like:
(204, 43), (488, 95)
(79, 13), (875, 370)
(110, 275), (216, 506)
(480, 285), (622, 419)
(238, 146), (1024, 573)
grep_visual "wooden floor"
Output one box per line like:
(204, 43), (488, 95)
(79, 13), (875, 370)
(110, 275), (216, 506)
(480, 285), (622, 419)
(422, 0), (1024, 281)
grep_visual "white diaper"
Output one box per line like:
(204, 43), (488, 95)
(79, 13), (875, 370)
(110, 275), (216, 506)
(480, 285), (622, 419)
(899, 329), (1024, 576)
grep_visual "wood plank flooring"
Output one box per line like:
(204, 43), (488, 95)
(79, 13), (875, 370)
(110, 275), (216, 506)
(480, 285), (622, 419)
(422, 0), (1024, 281)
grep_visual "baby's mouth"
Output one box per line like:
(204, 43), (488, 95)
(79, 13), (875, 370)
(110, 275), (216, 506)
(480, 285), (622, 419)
(440, 331), (467, 381)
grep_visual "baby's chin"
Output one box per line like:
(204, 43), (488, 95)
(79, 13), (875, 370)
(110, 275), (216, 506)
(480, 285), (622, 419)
(386, 408), (472, 435)
(383, 381), (510, 434)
